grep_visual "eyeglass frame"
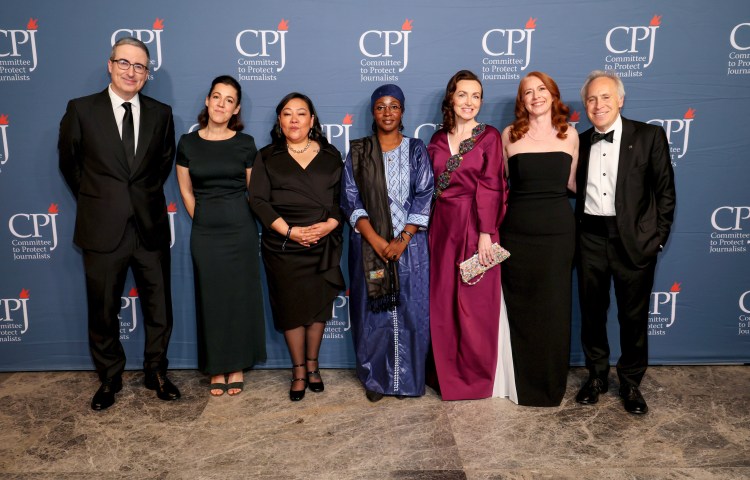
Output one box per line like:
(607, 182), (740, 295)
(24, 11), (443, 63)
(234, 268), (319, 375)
(374, 104), (402, 113)
(110, 58), (149, 74)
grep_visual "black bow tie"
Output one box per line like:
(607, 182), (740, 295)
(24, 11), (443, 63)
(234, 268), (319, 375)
(591, 130), (614, 144)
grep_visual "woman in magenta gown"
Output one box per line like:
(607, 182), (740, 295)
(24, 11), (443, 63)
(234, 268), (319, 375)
(428, 70), (507, 400)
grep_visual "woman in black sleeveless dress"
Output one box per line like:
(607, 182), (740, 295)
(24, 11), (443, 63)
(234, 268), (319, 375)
(500, 72), (579, 406)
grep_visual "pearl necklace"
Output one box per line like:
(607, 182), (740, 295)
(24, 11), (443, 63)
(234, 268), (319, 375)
(287, 138), (312, 154)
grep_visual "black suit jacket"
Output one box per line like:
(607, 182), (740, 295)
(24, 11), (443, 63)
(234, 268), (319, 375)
(59, 89), (175, 252)
(576, 116), (676, 268)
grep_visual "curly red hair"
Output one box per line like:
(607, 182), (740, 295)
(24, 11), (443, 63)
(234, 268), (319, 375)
(508, 71), (570, 143)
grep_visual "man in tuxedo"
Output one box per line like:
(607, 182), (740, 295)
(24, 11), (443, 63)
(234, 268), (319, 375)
(574, 71), (676, 414)
(59, 37), (180, 410)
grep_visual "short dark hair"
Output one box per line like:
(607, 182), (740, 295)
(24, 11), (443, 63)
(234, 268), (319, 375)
(110, 37), (150, 62)
(197, 75), (244, 131)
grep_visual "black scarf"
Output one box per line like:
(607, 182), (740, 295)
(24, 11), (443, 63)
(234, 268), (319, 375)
(350, 136), (400, 313)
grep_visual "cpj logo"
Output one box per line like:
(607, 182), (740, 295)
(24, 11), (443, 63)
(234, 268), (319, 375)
(481, 17), (536, 81)
(414, 122), (439, 144)
(119, 287), (139, 340)
(728, 22), (750, 76)
(604, 15), (661, 77)
(167, 202), (177, 248)
(0, 113), (9, 171)
(739, 290), (750, 335)
(648, 281), (680, 335)
(359, 19), (412, 82)
(112, 18), (165, 76)
(0, 18), (38, 81)
(8, 203), (59, 261)
(709, 206), (750, 254)
(647, 108), (695, 166)
(568, 111), (581, 130)
(322, 114), (353, 160)
(236, 19), (288, 81)
(0, 288), (30, 342)
(325, 291), (351, 340)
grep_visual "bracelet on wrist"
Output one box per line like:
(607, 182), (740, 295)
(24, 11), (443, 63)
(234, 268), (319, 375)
(282, 226), (292, 251)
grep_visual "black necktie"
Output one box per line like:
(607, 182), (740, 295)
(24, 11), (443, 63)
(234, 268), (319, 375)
(591, 130), (614, 144)
(121, 102), (135, 168)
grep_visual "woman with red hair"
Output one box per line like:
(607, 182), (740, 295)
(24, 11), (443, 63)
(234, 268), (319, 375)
(499, 71), (579, 406)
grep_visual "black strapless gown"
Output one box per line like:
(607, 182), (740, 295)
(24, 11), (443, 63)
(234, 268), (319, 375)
(501, 152), (575, 406)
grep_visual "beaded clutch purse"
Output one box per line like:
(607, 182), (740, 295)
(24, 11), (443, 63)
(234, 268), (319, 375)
(459, 243), (510, 285)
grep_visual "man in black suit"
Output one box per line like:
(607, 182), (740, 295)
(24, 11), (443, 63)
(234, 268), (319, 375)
(59, 37), (180, 410)
(574, 71), (676, 414)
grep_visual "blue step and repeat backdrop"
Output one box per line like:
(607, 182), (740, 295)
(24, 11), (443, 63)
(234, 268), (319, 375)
(1, 0), (749, 371)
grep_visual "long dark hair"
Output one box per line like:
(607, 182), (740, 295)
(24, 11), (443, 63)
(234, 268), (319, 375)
(440, 70), (483, 133)
(197, 75), (244, 131)
(508, 71), (569, 143)
(270, 92), (325, 145)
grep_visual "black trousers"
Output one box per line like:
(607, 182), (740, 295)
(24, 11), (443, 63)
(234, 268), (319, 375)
(82, 220), (173, 381)
(577, 226), (656, 388)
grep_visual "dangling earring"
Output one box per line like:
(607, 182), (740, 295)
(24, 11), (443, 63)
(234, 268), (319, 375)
(308, 129), (312, 138)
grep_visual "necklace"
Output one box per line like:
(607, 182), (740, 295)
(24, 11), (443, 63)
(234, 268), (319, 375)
(526, 127), (555, 141)
(287, 138), (312, 154)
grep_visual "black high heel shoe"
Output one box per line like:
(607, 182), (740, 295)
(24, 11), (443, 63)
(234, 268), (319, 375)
(306, 357), (324, 393)
(290, 363), (306, 401)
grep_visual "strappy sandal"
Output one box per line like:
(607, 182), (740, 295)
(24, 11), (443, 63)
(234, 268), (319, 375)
(306, 357), (324, 393)
(290, 363), (307, 401)
(209, 382), (227, 397)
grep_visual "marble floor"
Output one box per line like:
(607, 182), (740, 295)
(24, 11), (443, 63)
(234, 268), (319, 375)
(0, 366), (748, 479)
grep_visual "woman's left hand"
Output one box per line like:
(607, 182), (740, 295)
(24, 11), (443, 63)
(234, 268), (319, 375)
(382, 236), (408, 263)
(305, 219), (338, 244)
(477, 232), (493, 266)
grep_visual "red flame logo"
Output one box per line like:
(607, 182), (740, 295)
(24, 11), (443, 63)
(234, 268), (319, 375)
(650, 15), (662, 27)
(167, 202), (177, 213)
(525, 17), (537, 29)
(342, 114), (353, 125)
(128, 287), (138, 297)
(153, 18), (164, 30)
(278, 19), (289, 31)
(569, 111), (580, 122)
(670, 282), (681, 293)
(20, 289), (30, 299)
(0, 114), (8, 125)
(402, 19), (413, 31)
(27, 18), (38, 30)
(48, 203), (58, 214)
(684, 108), (696, 119)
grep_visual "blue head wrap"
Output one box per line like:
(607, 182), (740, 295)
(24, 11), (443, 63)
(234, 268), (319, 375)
(370, 84), (405, 112)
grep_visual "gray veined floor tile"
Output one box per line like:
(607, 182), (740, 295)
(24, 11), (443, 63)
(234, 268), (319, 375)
(0, 366), (747, 478)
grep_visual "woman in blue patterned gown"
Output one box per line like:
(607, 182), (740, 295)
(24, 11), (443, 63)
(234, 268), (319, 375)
(341, 84), (434, 402)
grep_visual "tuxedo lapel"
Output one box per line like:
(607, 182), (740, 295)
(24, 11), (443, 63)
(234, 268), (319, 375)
(93, 90), (130, 174)
(615, 117), (636, 199)
(131, 94), (155, 175)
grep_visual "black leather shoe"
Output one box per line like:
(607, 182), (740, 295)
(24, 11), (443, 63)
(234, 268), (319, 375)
(620, 384), (648, 414)
(575, 377), (608, 405)
(91, 377), (122, 411)
(365, 390), (384, 402)
(306, 357), (324, 393)
(290, 363), (306, 401)
(144, 372), (181, 401)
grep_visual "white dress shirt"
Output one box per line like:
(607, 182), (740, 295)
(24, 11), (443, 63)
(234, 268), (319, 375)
(584, 114), (623, 216)
(108, 85), (141, 154)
